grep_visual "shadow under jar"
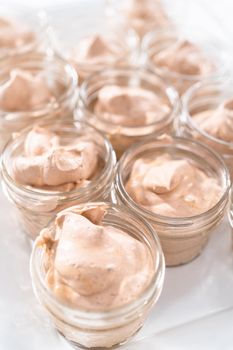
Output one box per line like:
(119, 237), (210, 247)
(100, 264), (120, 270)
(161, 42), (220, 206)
(0, 51), (78, 153)
(181, 79), (233, 179)
(1, 120), (116, 240)
(141, 29), (227, 95)
(113, 136), (230, 266)
(77, 67), (179, 158)
(30, 202), (165, 349)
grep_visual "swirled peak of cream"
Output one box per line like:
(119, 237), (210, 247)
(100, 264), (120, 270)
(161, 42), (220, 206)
(24, 126), (59, 156)
(94, 85), (171, 126)
(0, 17), (35, 50)
(70, 35), (122, 66)
(126, 154), (222, 217)
(122, 0), (169, 36)
(12, 126), (98, 190)
(193, 98), (233, 143)
(0, 69), (53, 111)
(153, 40), (214, 76)
(36, 205), (154, 310)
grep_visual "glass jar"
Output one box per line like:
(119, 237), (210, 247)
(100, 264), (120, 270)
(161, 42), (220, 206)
(1, 120), (116, 240)
(106, 0), (172, 41)
(0, 51), (78, 153)
(181, 79), (233, 179)
(142, 28), (227, 95)
(30, 202), (165, 349)
(48, 8), (133, 85)
(113, 136), (230, 266)
(0, 4), (54, 63)
(77, 67), (179, 158)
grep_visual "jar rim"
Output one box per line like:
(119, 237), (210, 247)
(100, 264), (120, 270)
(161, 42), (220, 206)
(115, 135), (230, 229)
(182, 79), (233, 149)
(142, 28), (228, 81)
(78, 66), (180, 131)
(0, 52), (78, 120)
(30, 201), (165, 320)
(1, 119), (116, 199)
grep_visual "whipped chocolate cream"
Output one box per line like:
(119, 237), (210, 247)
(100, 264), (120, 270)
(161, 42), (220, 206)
(193, 98), (233, 143)
(0, 17), (35, 51)
(153, 40), (214, 76)
(0, 69), (54, 111)
(126, 153), (222, 217)
(70, 35), (124, 70)
(122, 0), (169, 37)
(37, 205), (154, 311)
(72, 35), (119, 63)
(12, 126), (98, 190)
(94, 85), (171, 126)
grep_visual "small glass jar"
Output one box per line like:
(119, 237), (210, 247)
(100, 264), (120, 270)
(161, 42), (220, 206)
(77, 67), (179, 158)
(30, 202), (165, 349)
(113, 136), (230, 266)
(181, 79), (233, 179)
(0, 51), (78, 153)
(0, 4), (51, 62)
(142, 28), (227, 95)
(1, 120), (116, 240)
(48, 8), (133, 85)
(106, 0), (172, 41)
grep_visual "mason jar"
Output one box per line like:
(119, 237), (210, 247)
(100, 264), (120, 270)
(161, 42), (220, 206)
(30, 202), (165, 349)
(48, 8), (133, 85)
(0, 51), (78, 153)
(142, 28), (227, 95)
(106, 0), (172, 40)
(77, 66), (179, 158)
(180, 79), (233, 179)
(0, 5), (43, 61)
(113, 136), (230, 266)
(1, 120), (116, 240)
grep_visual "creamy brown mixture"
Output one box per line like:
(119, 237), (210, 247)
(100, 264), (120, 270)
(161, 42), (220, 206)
(153, 40), (214, 77)
(37, 205), (154, 310)
(126, 153), (222, 217)
(193, 98), (233, 143)
(68, 34), (127, 83)
(12, 126), (99, 192)
(0, 70), (54, 111)
(71, 35), (120, 64)
(0, 17), (36, 52)
(94, 85), (171, 126)
(122, 0), (170, 37)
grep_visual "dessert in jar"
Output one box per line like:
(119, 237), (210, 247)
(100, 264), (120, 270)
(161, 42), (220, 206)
(30, 202), (165, 349)
(68, 34), (131, 85)
(142, 29), (226, 95)
(181, 79), (233, 179)
(49, 10), (131, 85)
(1, 120), (116, 239)
(0, 1), (54, 63)
(0, 16), (37, 59)
(0, 51), (77, 153)
(77, 67), (179, 158)
(0, 6), (43, 63)
(106, 0), (171, 40)
(113, 135), (230, 266)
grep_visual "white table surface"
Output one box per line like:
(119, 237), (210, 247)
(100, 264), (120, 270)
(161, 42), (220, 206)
(1, 1), (233, 349)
